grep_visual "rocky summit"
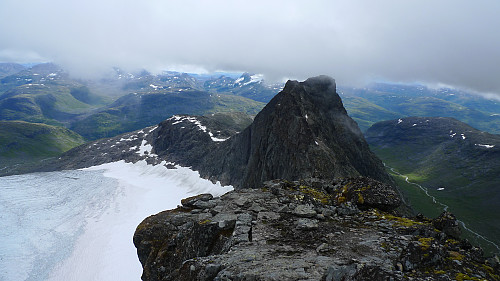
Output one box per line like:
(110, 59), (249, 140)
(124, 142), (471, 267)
(153, 75), (393, 188)
(133, 178), (500, 281)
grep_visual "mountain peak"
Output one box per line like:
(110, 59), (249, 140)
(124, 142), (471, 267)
(195, 75), (392, 188)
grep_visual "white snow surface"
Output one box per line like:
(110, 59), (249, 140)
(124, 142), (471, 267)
(475, 144), (495, 148)
(0, 160), (232, 281)
(246, 74), (264, 85)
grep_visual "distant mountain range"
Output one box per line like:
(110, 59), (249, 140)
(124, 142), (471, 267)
(340, 84), (500, 134)
(1, 62), (499, 169)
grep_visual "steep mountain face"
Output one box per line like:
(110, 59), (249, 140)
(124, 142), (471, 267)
(366, 117), (499, 193)
(366, 117), (500, 254)
(152, 75), (393, 188)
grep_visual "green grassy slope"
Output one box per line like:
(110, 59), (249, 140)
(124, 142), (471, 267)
(0, 121), (85, 169)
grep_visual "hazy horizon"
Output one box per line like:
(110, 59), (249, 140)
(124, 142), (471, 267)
(1, 1), (499, 99)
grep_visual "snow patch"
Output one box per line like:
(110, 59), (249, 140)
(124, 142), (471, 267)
(120, 136), (138, 142)
(397, 119), (403, 124)
(475, 144), (495, 148)
(169, 115), (228, 142)
(149, 84), (158, 90)
(234, 77), (244, 84)
(136, 140), (154, 157)
(437, 187), (445, 191)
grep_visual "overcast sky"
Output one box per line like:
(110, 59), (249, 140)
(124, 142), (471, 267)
(0, 0), (499, 97)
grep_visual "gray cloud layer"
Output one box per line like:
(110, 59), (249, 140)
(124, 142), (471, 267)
(1, 0), (499, 97)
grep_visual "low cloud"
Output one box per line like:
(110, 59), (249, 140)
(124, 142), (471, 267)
(1, 0), (499, 98)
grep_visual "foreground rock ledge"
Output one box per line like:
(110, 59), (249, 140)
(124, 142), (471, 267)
(134, 178), (500, 281)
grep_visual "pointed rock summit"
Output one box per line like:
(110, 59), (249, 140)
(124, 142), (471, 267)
(195, 75), (392, 188)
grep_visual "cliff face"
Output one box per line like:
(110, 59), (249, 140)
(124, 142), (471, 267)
(133, 178), (500, 281)
(153, 75), (393, 188)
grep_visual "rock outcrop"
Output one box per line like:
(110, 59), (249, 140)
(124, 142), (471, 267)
(134, 179), (500, 281)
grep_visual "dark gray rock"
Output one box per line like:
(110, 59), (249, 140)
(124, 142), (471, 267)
(134, 179), (498, 281)
(433, 211), (461, 239)
(199, 76), (394, 188)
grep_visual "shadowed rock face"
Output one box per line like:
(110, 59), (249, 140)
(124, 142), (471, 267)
(194, 76), (393, 188)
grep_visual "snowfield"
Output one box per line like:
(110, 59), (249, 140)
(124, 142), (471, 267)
(0, 160), (233, 281)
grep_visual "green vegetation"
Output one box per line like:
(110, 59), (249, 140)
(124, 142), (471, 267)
(341, 95), (400, 131)
(209, 94), (265, 115)
(341, 84), (500, 134)
(0, 121), (84, 165)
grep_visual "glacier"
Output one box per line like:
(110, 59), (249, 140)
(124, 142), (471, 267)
(0, 160), (233, 281)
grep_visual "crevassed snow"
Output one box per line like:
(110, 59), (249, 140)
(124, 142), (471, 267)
(0, 160), (233, 281)
(475, 144), (495, 148)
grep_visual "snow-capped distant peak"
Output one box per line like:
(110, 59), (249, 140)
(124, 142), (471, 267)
(234, 73), (264, 86)
(245, 74), (264, 85)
